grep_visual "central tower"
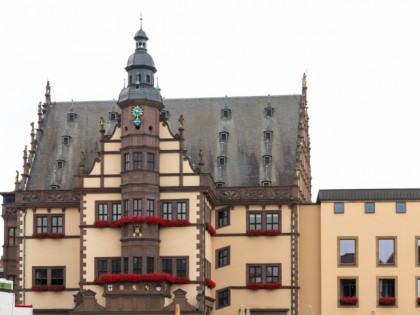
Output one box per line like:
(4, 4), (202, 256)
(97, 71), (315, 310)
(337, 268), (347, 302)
(117, 22), (163, 277)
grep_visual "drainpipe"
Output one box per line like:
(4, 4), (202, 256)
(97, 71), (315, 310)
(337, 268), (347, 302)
(202, 193), (207, 314)
(23, 208), (27, 304)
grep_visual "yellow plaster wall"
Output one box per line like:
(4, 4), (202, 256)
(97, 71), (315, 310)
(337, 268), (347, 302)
(109, 126), (121, 140)
(183, 175), (200, 186)
(24, 238), (80, 288)
(299, 204), (321, 315)
(104, 142), (121, 151)
(160, 153), (180, 173)
(26, 291), (75, 309)
(84, 228), (121, 282)
(88, 161), (101, 175)
(182, 159), (195, 174)
(160, 141), (180, 150)
(84, 177), (101, 188)
(103, 154), (121, 174)
(159, 123), (175, 140)
(104, 177), (121, 188)
(160, 227), (199, 280)
(160, 176), (180, 187)
(321, 201), (420, 315)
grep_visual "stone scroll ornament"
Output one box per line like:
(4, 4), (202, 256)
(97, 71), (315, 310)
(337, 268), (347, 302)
(131, 106), (144, 127)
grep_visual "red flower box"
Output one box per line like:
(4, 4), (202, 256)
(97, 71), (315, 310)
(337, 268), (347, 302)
(32, 233), (65, 239)
(246, 230), (280, 236)
(379, 296), (396, 306)
(247, 282), (281, 290)
(93, 216), (191, 228)
(174, 277), (190, 284)
(32, 285), (65, 292)
(206, 278), (216, 289)
(206, 222), (216, 236)
(340, 296), (358, 305)
(96, 273), (176, 285)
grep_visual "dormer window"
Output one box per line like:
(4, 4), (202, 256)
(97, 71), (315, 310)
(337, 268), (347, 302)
(263, 130), (273, 142)
(160, 110), (170, 121)
(265, 107), (274, 118)
(263, 155), (272, 165)
(261, 180), (271, 187)
(56, 160), (65, 169)
(216, 182), (225, 187)
(67, 113), (77, 122)
(137, 40), (147, 49)
(109, 112), (118, 122)
(221, 109), (231, 120)
(219, 131), (229, 143)
(50, 185), (60, 190)
(217, 156), (227, 166)
(62, 136), (71, 146)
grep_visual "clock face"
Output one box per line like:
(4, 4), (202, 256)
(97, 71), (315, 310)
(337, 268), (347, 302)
(131, 106), (144, 126)
(131, 106), (144, 118)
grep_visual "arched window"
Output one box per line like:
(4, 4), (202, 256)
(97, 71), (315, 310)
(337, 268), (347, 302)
(146, 75), (151, 83)
(129, 75), (132, 85)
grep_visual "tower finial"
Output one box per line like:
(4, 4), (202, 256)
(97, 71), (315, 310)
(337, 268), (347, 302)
(140, 13), (143, 29)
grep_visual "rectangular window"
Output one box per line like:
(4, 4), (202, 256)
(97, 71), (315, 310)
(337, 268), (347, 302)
(147, 257), (154, 274)
(112, 203), (122, 221)
(365, 202), (375, 213)
(160, 257), (189, 277)
(378, 238), (396, 265)
(51, 216), (63, 233)
(162, 259), (172, 275)
(98, 203), (108, 221)
(34, 215), (64, 234)
(177, 202), (187, 220)
(176, 259), (187, 277)
(216, 247), (230, 268)
(35, 268), (48, 286)
(339, 278), (357, 306)
(249, 213), (262, 230)
(249, 266), (262, 283)
(133, 152), (142, 170)
(51, 268), (64, 285)
(216, 207), (229, 228)
(417, 278), (420, 300)
(34, 267), (65, 287)
(124, 153), (130, 171)
(417, 238), (420, 265)
(247, 264), (281, 284)
(378, 278), (396, 306)
(97, 260), (108, 278)
(8, 227), (16, 246)
(266, 213), (279, 230)
(162, 202), (173, 220)
(111, 259), (121, 274)
(396, 202), (406, 213)
(147, 153), (155, 171)
(339, 238), (357, 266)
(124, 257), (129, 274)
(36, 216), (48, 233)
(133, 199), (142, 216)
(124, 200), (129, 217)
(147, 199), (154, 216)
(205, 260), (211, 279)
(217, 288), (230, 309)
(133, 257), (142, 274)
(266, 266), (280, 283)
(334, 202), (344, 214)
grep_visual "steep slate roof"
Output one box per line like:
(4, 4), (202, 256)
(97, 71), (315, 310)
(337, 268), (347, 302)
(26, 95), (302, 190)
(165, 95), (301, 186)
(317, 189), (420, 202)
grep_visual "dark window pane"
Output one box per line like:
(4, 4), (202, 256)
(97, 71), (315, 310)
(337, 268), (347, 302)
(217, 209), (229, 228)
(379, 279), (395, 297)
(97, 260), (108, 278)
(51, 268), (64, 286)
(147, 257), (154, 274)
(36, 216), (48, 233)
(133, 152), (142, 170)
(147, 199), (154, 216)
(124, 153), (130, 171)
(98, 204), (108, 221)
(218, 289), (229, 308)
(218, 249), (229, 267)
(51, 216), (63, 233)
(266, 266), (279, 283)
(147, 153), (155, 171)
(133, 199), (142, 216)
(176, 259), (187, 277)
(340, 279), (356, 297)
(177, 202), (187, 220)
(112, 259), (121, 274)
(249, 266), (262, 283)
(133, 257), (142, 274)
(112, 203), (122, 221)
(162, 259), (173, 275)
(266, 213), (279, 230)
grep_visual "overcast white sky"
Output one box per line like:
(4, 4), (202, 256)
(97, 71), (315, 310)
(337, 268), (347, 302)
(1, 0), (420, 245)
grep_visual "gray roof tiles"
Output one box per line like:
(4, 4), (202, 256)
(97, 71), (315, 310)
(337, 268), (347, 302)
(26, 95), (302, 190)
(317, 189), (420, 202)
